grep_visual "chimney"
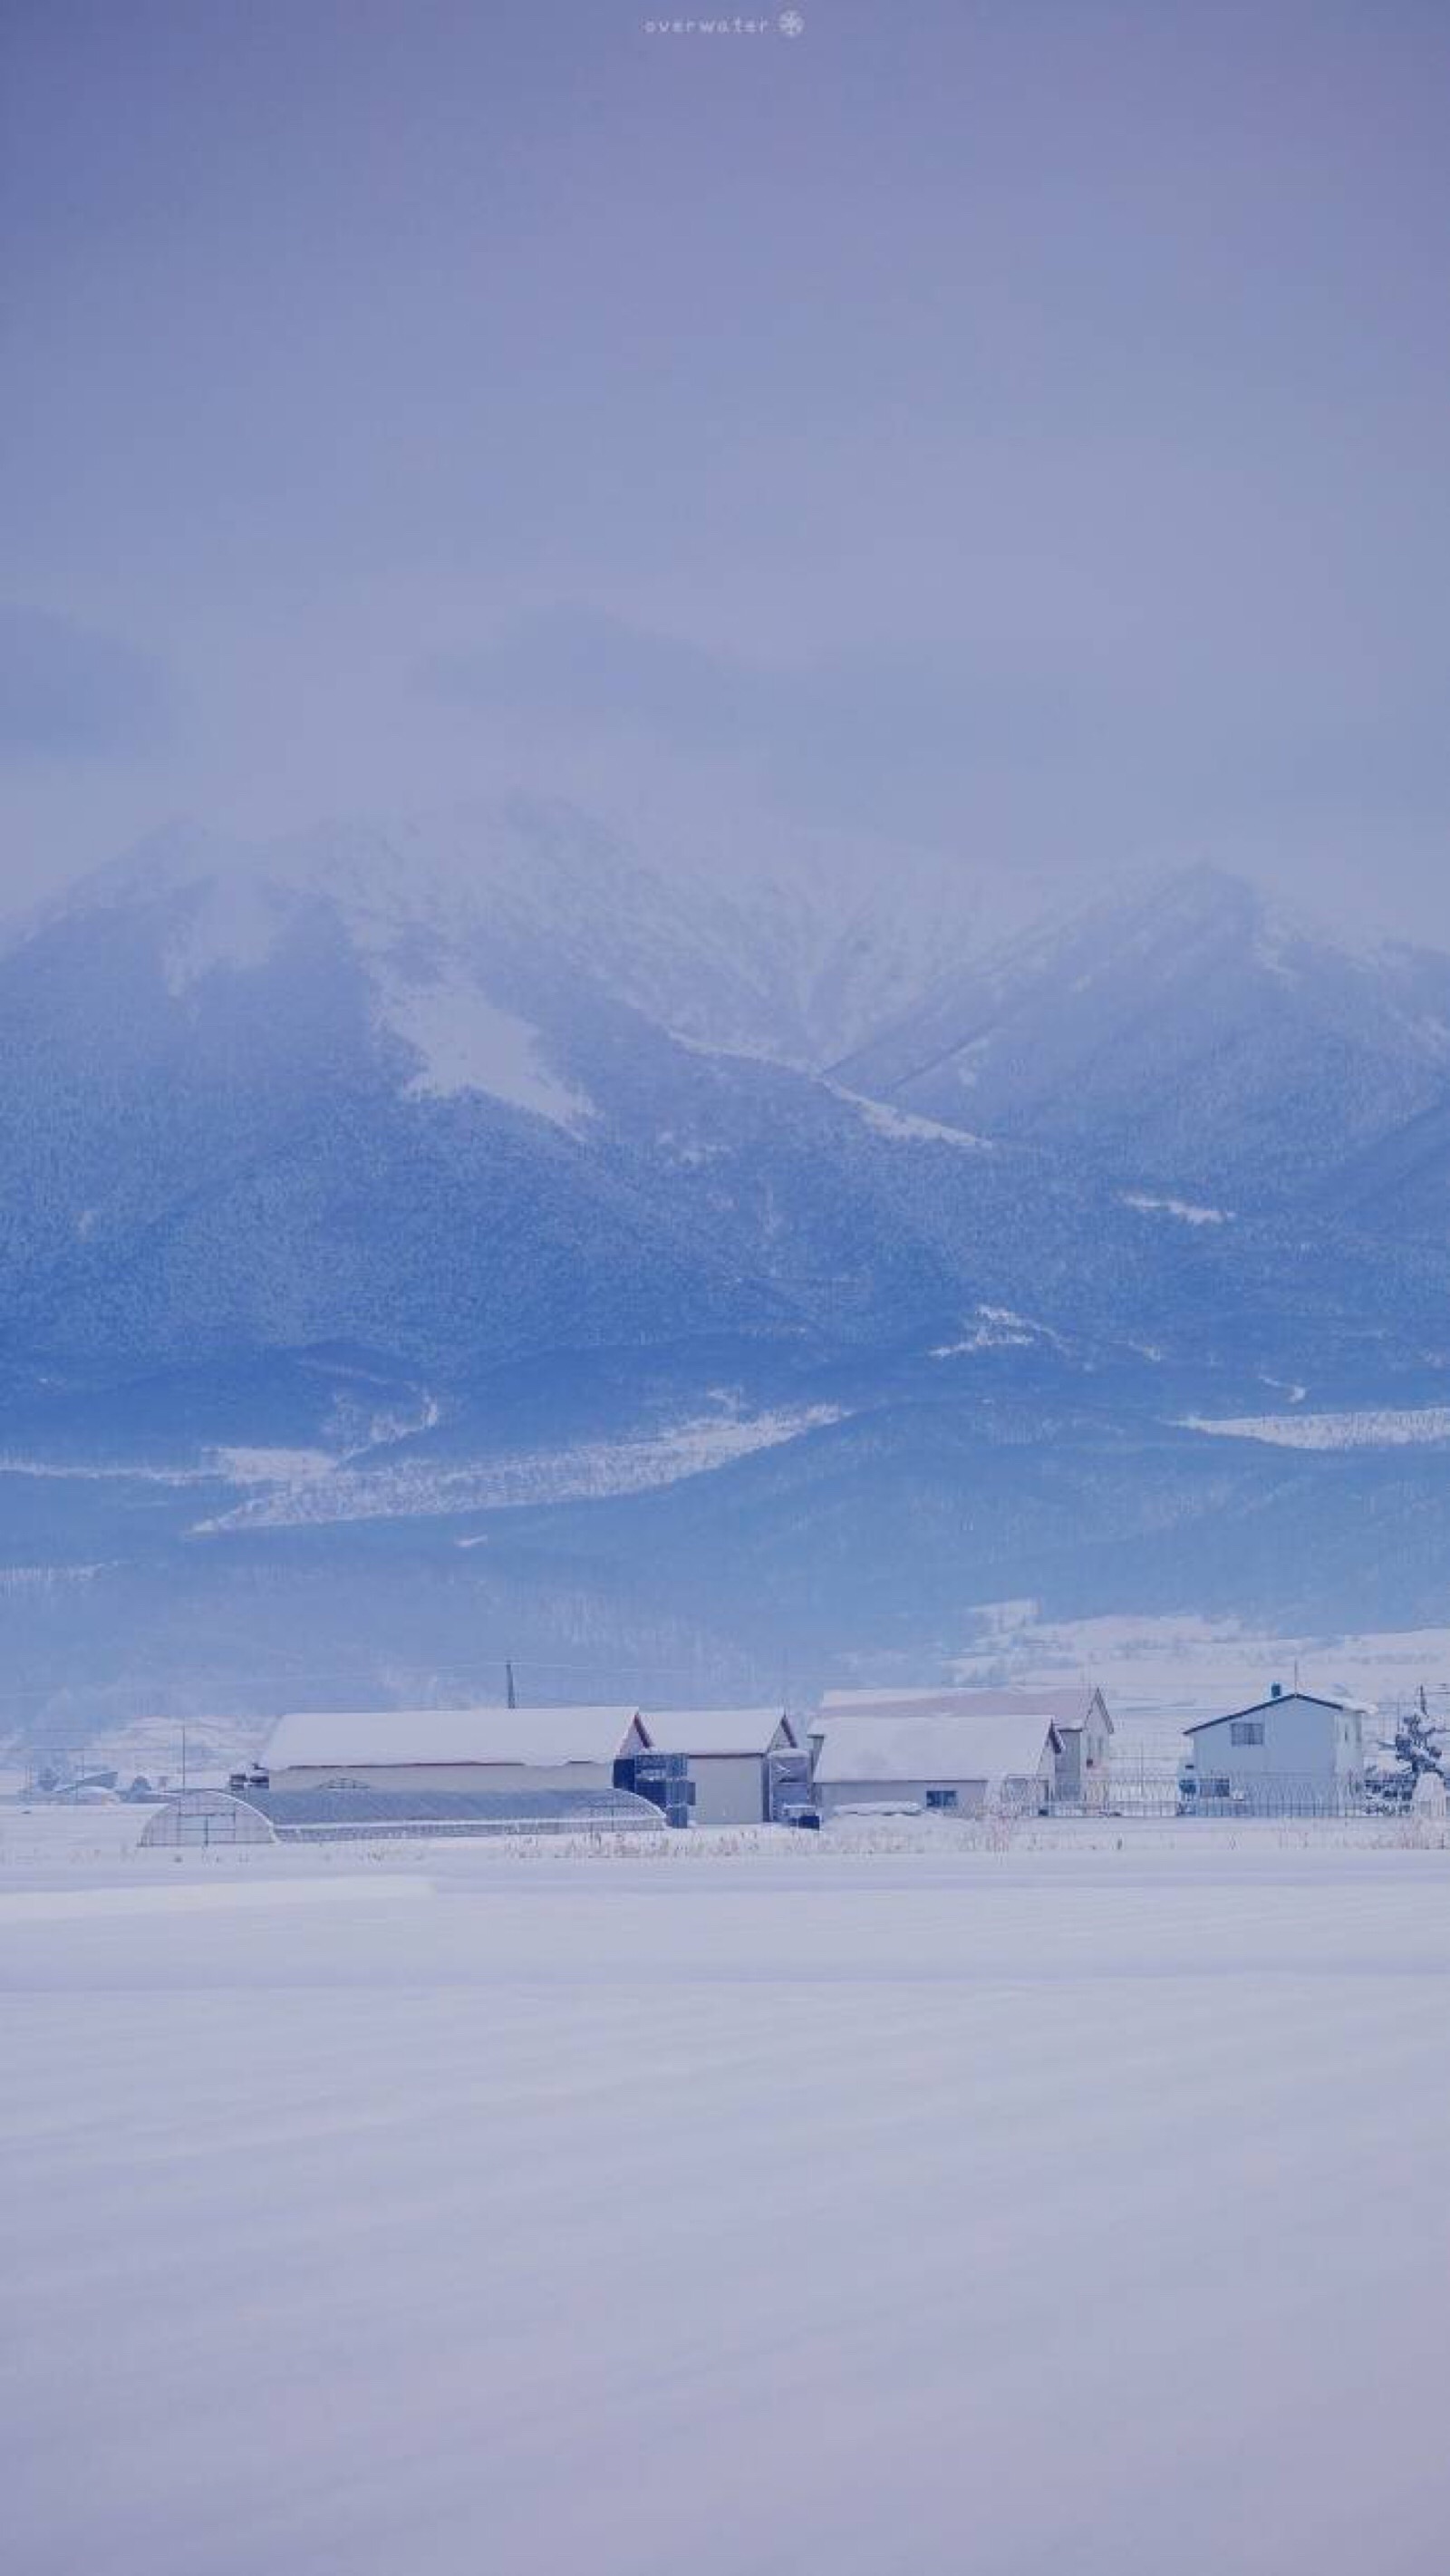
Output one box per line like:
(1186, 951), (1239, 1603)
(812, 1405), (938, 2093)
(1270, 1681), (1282, 1699)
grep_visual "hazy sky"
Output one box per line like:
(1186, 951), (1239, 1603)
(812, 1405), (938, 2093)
(4, 0), (1448, 927)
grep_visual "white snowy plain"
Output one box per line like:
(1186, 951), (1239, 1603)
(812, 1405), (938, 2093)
(4, 1817), (1449, 2576)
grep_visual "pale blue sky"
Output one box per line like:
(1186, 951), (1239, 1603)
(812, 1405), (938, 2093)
(3, 0), (1448, 925)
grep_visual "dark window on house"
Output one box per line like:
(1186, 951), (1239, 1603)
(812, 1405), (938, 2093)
(1231, 1721), (1265, 1747)
(924, 1787), (958, 1811)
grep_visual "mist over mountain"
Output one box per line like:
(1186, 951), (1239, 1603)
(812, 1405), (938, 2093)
(5, 799), (1450, 1738)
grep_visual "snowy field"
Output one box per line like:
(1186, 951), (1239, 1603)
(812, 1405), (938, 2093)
(5, 1816), (1450, 2576)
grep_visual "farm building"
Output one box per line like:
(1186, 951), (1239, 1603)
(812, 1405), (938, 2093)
(812, 1709), (1060, 1819)
(816, 1685), (1113, 1806)
(1181, 1688), (1366, 1815)
(639, 1709), (804, 1826)
(238, 1706), (679, 1837)
(256, 1705), (652, 1797)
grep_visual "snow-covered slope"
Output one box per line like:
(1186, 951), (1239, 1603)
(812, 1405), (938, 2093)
(52, 799), (1035, 1077)
(834, 865), (1450, 1205)
(7, 814), (1450, 1714)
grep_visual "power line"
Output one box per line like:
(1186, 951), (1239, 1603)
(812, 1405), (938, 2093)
(0, 1648), (792, 1714)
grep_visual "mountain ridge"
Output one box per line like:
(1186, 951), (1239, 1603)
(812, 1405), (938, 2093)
(5, 805), (1450, 1726)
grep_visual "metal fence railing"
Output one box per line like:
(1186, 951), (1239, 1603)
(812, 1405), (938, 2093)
(1043, 1777), (1384, 1821)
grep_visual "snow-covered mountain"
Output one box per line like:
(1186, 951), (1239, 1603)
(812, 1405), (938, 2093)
(833, 863), (1450, 1205)
(42, 797), (1038, 1076)
(5, 809), (1450, 1727)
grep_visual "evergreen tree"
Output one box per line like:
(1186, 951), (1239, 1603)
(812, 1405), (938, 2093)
(1381, 1690), (1447, 1795)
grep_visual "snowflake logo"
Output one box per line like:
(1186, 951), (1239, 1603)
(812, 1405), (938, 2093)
(778, 9), (806, 34)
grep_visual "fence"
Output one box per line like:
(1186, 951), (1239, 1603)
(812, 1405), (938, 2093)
(1044, 1777), (1380, 1822)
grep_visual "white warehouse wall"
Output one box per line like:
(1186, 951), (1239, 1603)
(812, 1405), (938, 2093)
(688, 1757), (768, 1827)
(816, 1774), (1051, 1820)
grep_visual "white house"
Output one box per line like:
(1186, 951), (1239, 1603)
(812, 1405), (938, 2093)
(817, 1685), (1112, 1806)
(258, 1705), (652, 1798)
(812, 1709), (1060, 1819)
(639, 1708), (802, 1826)
(1182, 1688), (1365, 1814)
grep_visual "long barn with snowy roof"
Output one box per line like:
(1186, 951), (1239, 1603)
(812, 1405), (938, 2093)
(237, 1705), (670, 1841)
(258, 1705), (652, 1796)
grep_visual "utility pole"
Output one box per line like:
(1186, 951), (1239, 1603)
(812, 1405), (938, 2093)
(506, 1661), (517, 1709)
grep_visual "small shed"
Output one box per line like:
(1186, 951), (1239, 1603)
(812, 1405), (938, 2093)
(640, 1709), (801, 1826)
(256, 1705), (651, 1798)
(1183, 1688), (1365, 1814)
(812, 1709), (1060, 1820)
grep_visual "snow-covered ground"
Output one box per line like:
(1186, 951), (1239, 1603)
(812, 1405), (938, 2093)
(952, 1608), (1450, 1728)
(4, 1815), (1449, 2575)
(1180, 1405), (1450, 1448)
(197, 1401), (846, 1532)
(1120, 1190), (1232, 1225)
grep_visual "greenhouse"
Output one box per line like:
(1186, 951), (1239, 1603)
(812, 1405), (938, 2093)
(247, 1784), (669, 1842)
(139, 1790), (278, 1848)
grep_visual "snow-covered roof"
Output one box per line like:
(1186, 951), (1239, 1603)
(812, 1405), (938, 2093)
(813, 1710), (1059, 1786)
(817, 1685), (1109, 1734)
(1184, 1690), (1348, 1736)
(642, 1708), (795, 1757)
(263, 1706), (645, 1772)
